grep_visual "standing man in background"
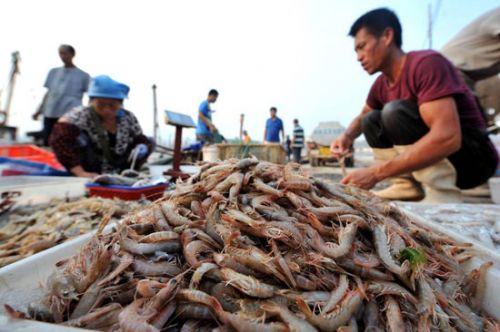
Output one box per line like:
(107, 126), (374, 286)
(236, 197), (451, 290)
(196, 89), (219, 144)
(292, 118), (304, 163)
(264, 107), (284, 143)
(33, 44), (90, 146)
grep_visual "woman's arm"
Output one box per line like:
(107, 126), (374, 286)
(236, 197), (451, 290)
(49, 122), (97, 177)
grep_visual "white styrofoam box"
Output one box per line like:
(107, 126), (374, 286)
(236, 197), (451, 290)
(0, 209), (498, 331)
(461, 257), (500, 320)
(0, 230), (96, 331)
(401, 208), (500, 320)
(0, 176), (89, 207)
(489, 177), (500, 204)
(0, 231), (94, 307)
(0, 315), (89, 332)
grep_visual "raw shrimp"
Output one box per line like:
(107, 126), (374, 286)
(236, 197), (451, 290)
(225, 246), (287, 283)
(220, 267), (278, 298)
(120, 227), (181, 255)
(176, 303), (214, 320)
(253, 178), (284, 197)
(366, 281), (418, 305)
(372, 224), (410, 277)
(210, 282), (241, 312)
(189, 262), (219, 289)
(160, 201), (193, 226)
(261, 301), (318, 332)
(98, 252), (134, 286)
(132, 258), (182, 276)
(385, 296), (405, 332)
(297, 290), (363, 332)
(139, 231), (179, 243)
(312, 222), (358, 259)
(323, 274), (349, 313)
(183, 240), (215, 267)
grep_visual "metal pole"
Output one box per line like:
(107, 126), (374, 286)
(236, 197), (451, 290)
(173, 126), (183, 172)
(240, 113), (244, 140)
(152, 84), (158, 143)
(3, 51), (20, 125)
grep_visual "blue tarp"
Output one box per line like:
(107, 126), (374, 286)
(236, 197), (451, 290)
(0, 157), (69, 176)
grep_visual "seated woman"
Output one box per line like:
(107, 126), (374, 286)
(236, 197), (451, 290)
(50, 75), (153, 177)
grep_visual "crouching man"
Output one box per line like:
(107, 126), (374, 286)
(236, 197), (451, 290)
(331, 8), (498, 203)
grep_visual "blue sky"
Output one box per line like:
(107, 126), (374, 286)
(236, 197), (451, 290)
(0, 0), (498, 145)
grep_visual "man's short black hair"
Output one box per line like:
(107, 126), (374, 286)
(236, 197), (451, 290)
(349, 8), (402, 48)
(208, 89), (219, 96)
(270, 107), (277, 112)
(60, 44), (76, 56)
(293, 119), (299, 124)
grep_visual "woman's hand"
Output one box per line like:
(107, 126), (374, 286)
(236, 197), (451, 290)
(70, 165), (98, 178)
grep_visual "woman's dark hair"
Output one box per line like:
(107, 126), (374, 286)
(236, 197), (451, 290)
(60, 44), (76, 56)
(349, 8), (402, 48)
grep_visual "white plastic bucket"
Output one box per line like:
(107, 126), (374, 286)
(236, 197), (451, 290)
(489, 177), (500, 204)
(202, 145), (219, 162)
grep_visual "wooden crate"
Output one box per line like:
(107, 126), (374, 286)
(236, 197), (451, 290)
(215, 143), (286, 164)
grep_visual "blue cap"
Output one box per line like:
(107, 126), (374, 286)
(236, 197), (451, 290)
(87, 75), (130, 100)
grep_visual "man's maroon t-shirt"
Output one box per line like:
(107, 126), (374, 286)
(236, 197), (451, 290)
(366, 50), (486, 129)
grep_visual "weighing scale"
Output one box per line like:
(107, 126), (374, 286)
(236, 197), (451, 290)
(164, 110), (195, 180)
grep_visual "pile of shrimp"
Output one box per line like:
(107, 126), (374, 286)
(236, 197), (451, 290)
(0, 197), (138, 268)
(5, 158), (499, 331)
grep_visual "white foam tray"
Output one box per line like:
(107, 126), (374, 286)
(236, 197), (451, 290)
(0, 230), (96, 331)
(402, 208), (500, 320)
(0, 176), (88, 207)
(0, 208), (498, 331)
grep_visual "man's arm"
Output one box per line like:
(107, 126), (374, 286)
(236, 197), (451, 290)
(342, 97), (461, 188)
(331, 104), (373, 156)
(346, 104), (372, 140)
(264, 121), (268, 142)
(32, 91), (48, 120)
(198, 111), (215, 131)
(34, 69), (54, 120)
(374, 97), (461, 178)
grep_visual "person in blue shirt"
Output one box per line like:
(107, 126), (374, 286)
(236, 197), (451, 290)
(264, 107), (284, 143)
(196, 89), (218, 144)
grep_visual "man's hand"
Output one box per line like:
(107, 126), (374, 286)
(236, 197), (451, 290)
(330, 133), (353, 158)
(209, 124), (218, 133)
(32, 111), (41, 121)
(340, 167), (379, 190)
